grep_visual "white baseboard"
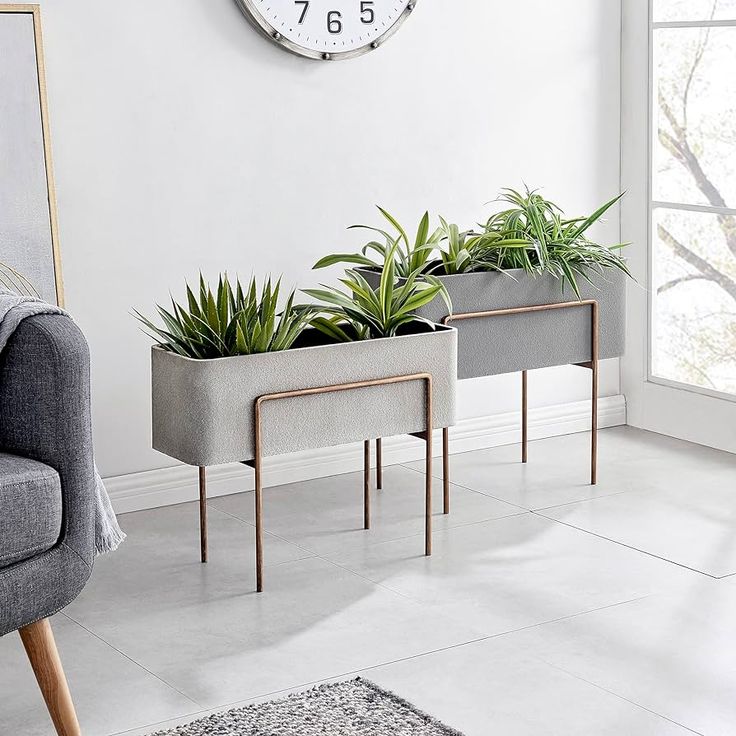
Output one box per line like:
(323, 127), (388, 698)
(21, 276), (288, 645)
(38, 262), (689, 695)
(106, 394), (626, 514)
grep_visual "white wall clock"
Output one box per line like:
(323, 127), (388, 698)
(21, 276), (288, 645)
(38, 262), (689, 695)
(233, 0), (417, 60)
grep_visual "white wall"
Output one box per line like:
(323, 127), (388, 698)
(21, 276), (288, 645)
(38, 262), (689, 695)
(38, 0), (623, 479)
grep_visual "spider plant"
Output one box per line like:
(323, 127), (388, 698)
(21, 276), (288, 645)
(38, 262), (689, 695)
(434, 217), (529, 275)
(480, 187), (631, 297)
(0, 261), (39, 298)
(135, 274), (314, 359)
(304, 243), (451, 341)
(313, 207), (443, 278)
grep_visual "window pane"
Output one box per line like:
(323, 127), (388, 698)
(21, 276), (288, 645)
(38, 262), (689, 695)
(652, 208), (736, 395)
(653, 27), (736, 207)
(654, 0), (736, 22)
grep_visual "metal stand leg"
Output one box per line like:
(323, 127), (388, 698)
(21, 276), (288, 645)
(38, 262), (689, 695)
(591, 365), (598, 485)
(443, 427), (450, 515)
(376, 438), (383, 490)
(425, 435), (433, 556)
(255, 478), (263, 593)
(425, 382), (433, 557)
(522, 370), (528, 464)
(254, 401), (264, 593)
(364, 440), (371, 530)
(198, 467), (208, 563)
(591, 303), (599, 486)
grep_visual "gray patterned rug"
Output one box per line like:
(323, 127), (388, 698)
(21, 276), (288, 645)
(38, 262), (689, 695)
(150, 678), (464, 735)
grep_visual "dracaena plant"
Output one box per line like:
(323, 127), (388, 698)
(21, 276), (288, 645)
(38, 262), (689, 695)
(0, 261), (39, 298)
(313, 207), (443, 278)
(135, 274), (314, 359)
(480, 187), (631, 297)
(304, 243), (452, 342)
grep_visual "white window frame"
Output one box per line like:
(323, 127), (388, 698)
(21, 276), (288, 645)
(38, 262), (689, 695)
(621, 0), (736, 453)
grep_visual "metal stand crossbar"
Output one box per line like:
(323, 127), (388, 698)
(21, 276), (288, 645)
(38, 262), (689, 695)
(372, 300), (600, 498)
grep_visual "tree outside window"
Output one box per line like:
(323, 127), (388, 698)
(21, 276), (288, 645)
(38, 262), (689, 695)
(652, 0), (736, 395)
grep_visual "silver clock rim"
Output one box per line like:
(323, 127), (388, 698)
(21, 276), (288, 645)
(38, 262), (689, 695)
(232, 0), (417, 60)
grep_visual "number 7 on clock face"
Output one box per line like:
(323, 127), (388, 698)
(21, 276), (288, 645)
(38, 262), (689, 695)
(234, 0), (417, 60)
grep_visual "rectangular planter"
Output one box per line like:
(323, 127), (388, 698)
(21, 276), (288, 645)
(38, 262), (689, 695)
(360, 268), (626, 380)
(152, 324), (457, 467)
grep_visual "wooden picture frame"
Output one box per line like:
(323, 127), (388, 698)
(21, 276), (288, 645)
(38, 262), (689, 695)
(0, 4), (63, 306)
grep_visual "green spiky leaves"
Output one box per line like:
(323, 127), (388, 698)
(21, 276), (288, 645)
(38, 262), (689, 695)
(480, 187), (631, 298)
(311, 190), (631, 299)
(305, 242), (451, 341)
(135, 274), (314, 359)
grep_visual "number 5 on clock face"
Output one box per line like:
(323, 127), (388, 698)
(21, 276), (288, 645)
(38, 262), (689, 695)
(234, 0), (417, 60)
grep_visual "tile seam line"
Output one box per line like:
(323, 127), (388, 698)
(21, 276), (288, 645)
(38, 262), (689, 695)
(60, 612), (205, 710)
(211, 503), (426, 601)
(400, 460), (654, 512)
(106, 597), (656, 735)
(210, 495), (530, 554)
(206, 502), (319, 567)
(210, 466), (528, 516)
(398, 462), (531, 512)
(533, 487), (648, 512)
(135, 593), (655, 724)
(532, 512), (721, 578)
(398, 462), (640, 513)
(541, 659), (705, 735)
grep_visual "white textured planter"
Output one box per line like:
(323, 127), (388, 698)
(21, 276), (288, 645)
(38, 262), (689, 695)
(152, 325), (457, 467)
(360, 268), (626, 380)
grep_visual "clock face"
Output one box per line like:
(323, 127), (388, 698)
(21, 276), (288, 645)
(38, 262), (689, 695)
(234, 0), (417, 60)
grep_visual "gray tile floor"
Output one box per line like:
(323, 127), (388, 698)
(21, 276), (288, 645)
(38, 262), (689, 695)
(1, 426), (735, 735)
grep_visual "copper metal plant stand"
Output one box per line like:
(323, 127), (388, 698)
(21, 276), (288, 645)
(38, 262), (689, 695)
(197, 372), (436, 592)
(445, 299), (600, 485)
(374, 300), (600, 497)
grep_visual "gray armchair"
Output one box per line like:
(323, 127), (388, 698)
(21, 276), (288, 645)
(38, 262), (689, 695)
(0, 313), (96, 736)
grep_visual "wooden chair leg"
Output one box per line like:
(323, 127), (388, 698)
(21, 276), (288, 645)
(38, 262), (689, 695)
(19, 618), (81, 736)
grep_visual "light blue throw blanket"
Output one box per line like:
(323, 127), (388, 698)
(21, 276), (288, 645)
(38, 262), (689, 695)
(0, 291), (125, 555)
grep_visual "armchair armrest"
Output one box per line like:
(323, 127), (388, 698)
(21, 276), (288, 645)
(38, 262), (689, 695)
(0, 314), (95, 568)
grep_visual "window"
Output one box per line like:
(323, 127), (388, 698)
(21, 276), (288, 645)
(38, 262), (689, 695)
(650, 0), (736, 397)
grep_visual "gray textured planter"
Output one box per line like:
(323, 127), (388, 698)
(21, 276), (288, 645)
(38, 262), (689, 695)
(360, 268), (626, 380)
(151, 325), (457, 467)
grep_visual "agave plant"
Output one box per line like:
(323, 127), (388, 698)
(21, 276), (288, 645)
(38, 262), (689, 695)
(480, 187), (631, 297)
(313, 207), (443, 278)
(304, 243), (451, 341)
(0, 260), (39, 298)
(135, 274), (314, 359)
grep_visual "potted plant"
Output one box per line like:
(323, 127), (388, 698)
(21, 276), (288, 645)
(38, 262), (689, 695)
(137, 264), (457, 590)
(314, 188), (633, 484)
(315, 188), (631, 378)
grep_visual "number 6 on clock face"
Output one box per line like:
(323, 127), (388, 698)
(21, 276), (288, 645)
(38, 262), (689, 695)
(233, 0), (417, 60)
